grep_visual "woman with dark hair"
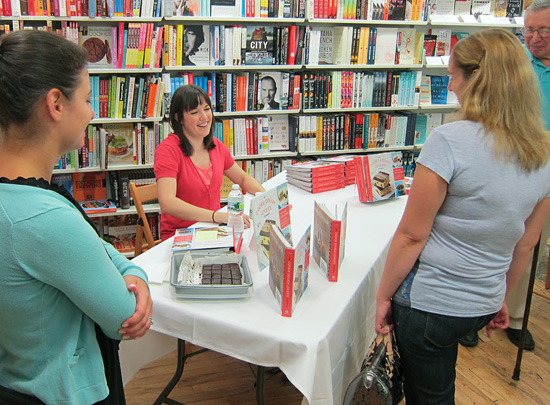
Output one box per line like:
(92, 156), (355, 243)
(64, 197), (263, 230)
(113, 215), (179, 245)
(375, 28), (550, 404)
(154, 84), (265, 240)
(0, 30), (152, 404)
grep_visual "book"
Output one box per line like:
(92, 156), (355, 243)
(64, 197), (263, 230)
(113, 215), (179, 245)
(250, 182), (292, 271)
(373, 27), (398, 65)
(313, 201), (347, 282)
(171, 226), (236, 252)
(72, 172), (107, 202)
(318, 28), (334, 64)
(80, 26), (114, 68)
(80, 199), (117, 214)
(268, 223), (311, 317)
(245, 25), (274, 65)
(103, 123), (135, 166)
(353, 151), (406, 202)
(183, 25), (210, 66)
(268, 115), (290, 150)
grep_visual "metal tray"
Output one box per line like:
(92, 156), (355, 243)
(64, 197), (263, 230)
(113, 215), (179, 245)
(170, 252), (253, 300)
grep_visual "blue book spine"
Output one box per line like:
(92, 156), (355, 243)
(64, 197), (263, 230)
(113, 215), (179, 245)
(89, 0), (96, 17)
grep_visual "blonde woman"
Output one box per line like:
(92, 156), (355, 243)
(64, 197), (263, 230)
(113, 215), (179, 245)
(375, 28), (550, 405)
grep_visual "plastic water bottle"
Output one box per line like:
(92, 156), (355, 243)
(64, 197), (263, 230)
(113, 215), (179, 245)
(227, 184), (244, 234)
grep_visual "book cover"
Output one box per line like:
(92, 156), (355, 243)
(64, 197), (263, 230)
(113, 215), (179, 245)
(471, 0), (491, 17)
(454, 0), (471, 15)
(258, 71), (282, 110)
(269, 223), (311, 317)
(373, 27), (398, 65)
(286, 160), (345, 176)
(250, 182), (292, 271)
(172, 0), (199, 15)
(245, 25), (274, 65)
(172, 226), (235, 252)
(80, 199), (117, 214)
(398, 28), (416, 65)
(211, 0), (236, 16)
(353, 151), (405, 202)
(450, 31), (469, 53)
(80, 26), (113, 68)
(102, 214), (140, 253)
(72, 171), (107, 202)
(318, 28), (334, 64)
(183, 25), (210, 66)
(268, 115), (290, 151)
(103, 123), (135, 166)
(313, 200), (347, 282)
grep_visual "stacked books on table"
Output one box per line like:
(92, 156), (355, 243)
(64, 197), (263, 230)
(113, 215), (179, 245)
(285, 161), (346, 194)
(318, 156), (357, 186)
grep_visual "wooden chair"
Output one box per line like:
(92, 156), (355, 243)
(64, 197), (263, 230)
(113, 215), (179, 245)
(546, 237), (550, 289)
(129, 182), (161, 257)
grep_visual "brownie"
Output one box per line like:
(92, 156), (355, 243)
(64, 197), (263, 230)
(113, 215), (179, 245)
(222, 279), (232, 284)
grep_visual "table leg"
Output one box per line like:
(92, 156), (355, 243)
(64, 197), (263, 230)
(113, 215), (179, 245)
(153, 339), (208, 405)
(256, 366), (265, 405)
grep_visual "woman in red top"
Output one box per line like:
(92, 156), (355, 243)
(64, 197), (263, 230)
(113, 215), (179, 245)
(155, 85), (265, 240)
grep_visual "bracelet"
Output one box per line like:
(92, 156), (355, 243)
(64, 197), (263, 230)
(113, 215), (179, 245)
(211, 211), (216, 223)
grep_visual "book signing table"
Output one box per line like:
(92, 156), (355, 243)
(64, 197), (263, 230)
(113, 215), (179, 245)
(120, 172), (407, 404)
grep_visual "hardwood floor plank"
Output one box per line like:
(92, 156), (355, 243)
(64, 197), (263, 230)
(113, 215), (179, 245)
(125, 281), (550, 404)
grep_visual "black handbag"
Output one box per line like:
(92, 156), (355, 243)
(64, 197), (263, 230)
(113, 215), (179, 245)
(343, 331), (405, 405)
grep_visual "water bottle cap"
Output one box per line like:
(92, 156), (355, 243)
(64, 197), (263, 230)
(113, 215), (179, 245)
(232, 184), (239, 190)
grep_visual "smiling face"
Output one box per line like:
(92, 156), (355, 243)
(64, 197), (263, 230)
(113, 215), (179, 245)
(447, 56), (468, 104)
(181, 98), (212, 141)
(524, 9), (550, 67)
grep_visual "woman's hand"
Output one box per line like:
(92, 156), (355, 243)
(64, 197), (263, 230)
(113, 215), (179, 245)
(486, 302), (509, 338)
(375, 298), (393, 334)
(119, 276), (153, 340)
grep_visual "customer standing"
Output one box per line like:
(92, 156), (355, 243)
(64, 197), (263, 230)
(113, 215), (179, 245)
(0, 30), (153, 404)
(375, 28), (550, 405)
(460, 0), (550, 350)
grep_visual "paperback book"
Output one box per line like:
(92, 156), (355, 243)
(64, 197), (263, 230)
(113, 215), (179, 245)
(80, 26), (114, 68)
(313, 201), (348, 282)
(353, 152), (406, 203)
(269, 223), (311, 317)
(103, 123), (135, 166)
(171, 226), (236, 253)
(250, 182), (292, 271)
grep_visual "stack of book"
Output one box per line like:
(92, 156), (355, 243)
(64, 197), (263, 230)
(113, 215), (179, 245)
(285, 161), (346, 194)
(319, 156), (356, 186)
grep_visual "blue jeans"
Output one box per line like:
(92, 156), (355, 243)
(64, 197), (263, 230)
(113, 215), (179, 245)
(392, 301), (495, 405)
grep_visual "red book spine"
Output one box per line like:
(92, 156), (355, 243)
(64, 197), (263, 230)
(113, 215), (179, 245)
(328, 220), (341, 282)
(118, 22), (124, 68)
(2, 0), (12, 15)
(281, 248), (295, 317)
(363, 155), (373, 202)
(287, 25), (297, 65)
(353, 156), (368, 202)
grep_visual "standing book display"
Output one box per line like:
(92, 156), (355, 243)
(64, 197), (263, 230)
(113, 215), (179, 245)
(250, 182), (292, 271)
(269, 224), (311, 317)
(354, 152), (406, 202)
(313, 201), (348, 282)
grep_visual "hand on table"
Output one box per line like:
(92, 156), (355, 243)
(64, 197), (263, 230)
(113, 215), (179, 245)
(120, 275), (153, 340)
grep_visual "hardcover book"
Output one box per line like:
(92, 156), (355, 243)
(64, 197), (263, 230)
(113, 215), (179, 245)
(353, 151), (406, 202)
(183, 25), (210, 66)
(245, 25), (274, 65)
(269, 115), (290, 150)
(313, 201), (347, 282)
(172, 226), (235, 253)
(103, 123), (135, 166)
(250, 182), (292, 271)
(269, 223), (311, 317)
(80, 26), (114, 68)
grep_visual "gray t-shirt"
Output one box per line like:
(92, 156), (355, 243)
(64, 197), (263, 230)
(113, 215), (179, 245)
(400, 120), (550, 317)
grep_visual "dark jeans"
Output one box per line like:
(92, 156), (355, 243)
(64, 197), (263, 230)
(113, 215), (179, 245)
(392, 301), (495, 405)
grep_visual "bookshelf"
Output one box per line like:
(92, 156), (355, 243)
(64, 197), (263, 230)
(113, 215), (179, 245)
(1, 0), (524, 253)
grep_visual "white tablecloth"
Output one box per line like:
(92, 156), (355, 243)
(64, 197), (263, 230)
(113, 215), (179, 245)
(120, 173), (407, 405)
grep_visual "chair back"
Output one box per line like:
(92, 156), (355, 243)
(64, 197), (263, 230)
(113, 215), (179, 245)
(129, 182), (160, 257)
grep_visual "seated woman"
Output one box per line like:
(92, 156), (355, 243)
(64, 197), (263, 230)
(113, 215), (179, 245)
(155, 84), (265, 240)
(0, 31), (153, 404)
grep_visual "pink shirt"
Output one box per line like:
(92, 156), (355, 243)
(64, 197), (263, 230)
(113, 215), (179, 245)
(154, 135), (235, 240)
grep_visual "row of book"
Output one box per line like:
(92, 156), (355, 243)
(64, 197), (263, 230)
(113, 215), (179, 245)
(419, 75), (456, 105)
(165, 0), (306, 18)
(303, 70), (421, 110)
(214, 115), (299, 157)
(308, 0), (523, 20)
(89, 74), (166, 120)
(1, 0), (161, 17)
(54, 121), (168, 170)
(162, 24), (306, 68)
(297, 111), (446, 152)
(100, 212), (160, 254)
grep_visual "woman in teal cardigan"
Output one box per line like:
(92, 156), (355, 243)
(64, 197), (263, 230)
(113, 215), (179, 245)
(0, 31), (153, 404)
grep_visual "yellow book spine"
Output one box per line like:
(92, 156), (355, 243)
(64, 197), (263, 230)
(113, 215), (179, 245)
(176, 25), (183, 66)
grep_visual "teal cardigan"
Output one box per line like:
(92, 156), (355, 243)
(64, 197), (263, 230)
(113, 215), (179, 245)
(0, 183), (148, 404)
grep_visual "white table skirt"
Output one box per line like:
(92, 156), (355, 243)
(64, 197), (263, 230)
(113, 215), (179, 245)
(120, 173), (407, 404)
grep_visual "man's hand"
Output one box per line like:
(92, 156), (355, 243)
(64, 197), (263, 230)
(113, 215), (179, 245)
(486, 302), (509, 338)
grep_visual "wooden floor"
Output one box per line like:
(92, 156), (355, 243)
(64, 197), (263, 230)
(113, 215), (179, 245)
(125, 281), (550, 405)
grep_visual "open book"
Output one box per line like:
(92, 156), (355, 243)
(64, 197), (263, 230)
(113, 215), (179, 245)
(171, 226), (237, 253)
(269, 224), (311, 317)
(250, 183), (292, 271)
(313, 201), (348, 282)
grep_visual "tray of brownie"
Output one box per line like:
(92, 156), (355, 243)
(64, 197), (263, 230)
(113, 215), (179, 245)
(170, 252), (253, 299)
